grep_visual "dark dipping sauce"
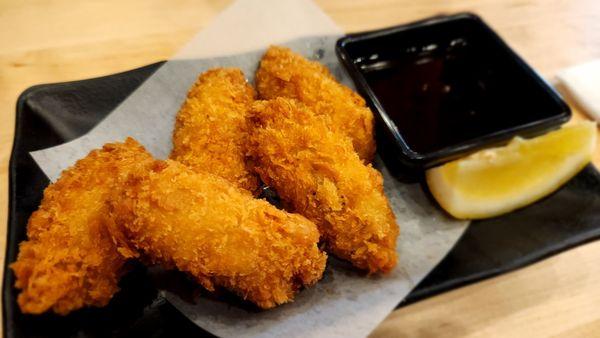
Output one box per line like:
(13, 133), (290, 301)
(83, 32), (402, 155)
(337, 14), (570, 167)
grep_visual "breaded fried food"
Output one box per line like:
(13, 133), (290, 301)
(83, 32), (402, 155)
(255, 46), (376, 162)
(249, 98), (398, 274)
(110, 159), (326, 309)
(171, 68), (259, 193)
(10, 138), (153, 315)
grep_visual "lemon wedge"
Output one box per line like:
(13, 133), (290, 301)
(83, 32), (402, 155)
(426, 121), (597, 219)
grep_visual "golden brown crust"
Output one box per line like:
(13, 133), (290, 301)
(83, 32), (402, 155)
(110, 160), (326, 309)
(255, 46), (376, 162)
(170, 68), (259, 193)
(249, 98), (398, 274)
(10, 138), (154, 315)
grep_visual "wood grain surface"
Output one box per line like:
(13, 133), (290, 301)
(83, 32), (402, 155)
(1, 0), (599, 336)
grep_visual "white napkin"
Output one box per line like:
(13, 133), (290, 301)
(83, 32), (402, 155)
(556, 59), (600, 121)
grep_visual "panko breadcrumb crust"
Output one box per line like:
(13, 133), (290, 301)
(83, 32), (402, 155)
(249, 98), (398, 274)
(256, 46), (376, 162)
(171, 68), (259, 193)
(110, 160), (326, 309)
(10, 138), (153, 315)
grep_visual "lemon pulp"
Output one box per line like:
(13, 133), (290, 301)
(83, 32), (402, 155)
(426, 121), (597, 219)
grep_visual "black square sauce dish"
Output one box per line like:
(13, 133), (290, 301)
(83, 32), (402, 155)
(336, 13), (570, 169)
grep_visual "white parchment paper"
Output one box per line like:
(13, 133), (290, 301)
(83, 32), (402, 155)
(30, 0), (469, 337)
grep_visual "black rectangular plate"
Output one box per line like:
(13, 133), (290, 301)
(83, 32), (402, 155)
(4, 61), (600, 337)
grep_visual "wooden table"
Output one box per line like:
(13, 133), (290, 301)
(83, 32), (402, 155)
(1, 0), (599, 336)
